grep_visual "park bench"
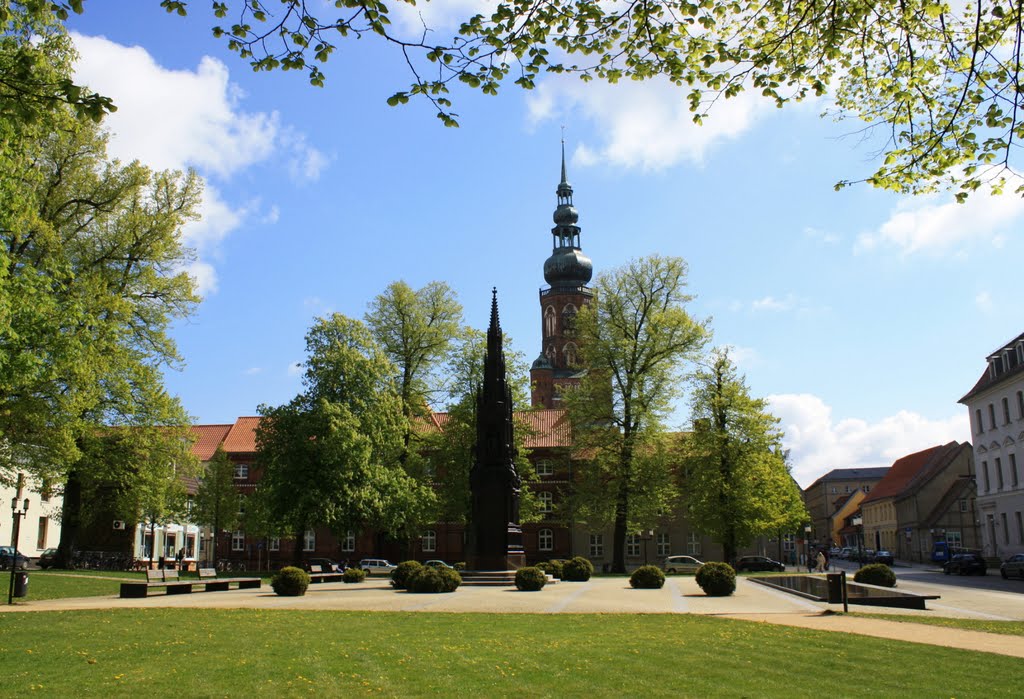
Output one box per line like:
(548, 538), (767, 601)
(119, 568), (261, 598)
(307, 564), (345, 583)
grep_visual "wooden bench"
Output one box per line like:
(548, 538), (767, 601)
(307, 564), (345, 583)
(197, 568), (261, 592)
(119, 568), (261, 598)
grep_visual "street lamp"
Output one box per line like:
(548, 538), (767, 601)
(642, 530), (653, 566)
(804, 525), (812, 571)
(851, 514), (864, 569)
(8, 473), (30, 605)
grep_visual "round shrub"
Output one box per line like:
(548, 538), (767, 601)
(515, 566), (547, 591)
(695, 562), (736, 597)
(391, 560), (424, 589)
(453, 561), (466, 571)
(271, 566), (310, 597)
(854, 563), (897, 587)
(629, 565), (666, 589)
(406, 565), (461, 593)
(342, 567), (366, 583)
(562, 556), (594, 582)
(537, 559), (564, 579)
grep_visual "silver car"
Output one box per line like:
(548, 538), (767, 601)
(662, 555), (703, 574)
(359, 558), (397, 576)
(1001, 553), (1024, 579)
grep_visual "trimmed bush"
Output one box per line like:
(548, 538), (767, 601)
(629, 565), (666, 589)
(515, 566), (547, 591)
(537, 559), (564, 579)
(695, 562), (736, 597)
(854, 563), (897, 588)
(391, 560), (424, 589)
(406, 565), (461, 593)
(453, 562), (466, 571)
(271, 566), (310, 597)
(562, 556), (594, 582)
(342, 567), (366, 583)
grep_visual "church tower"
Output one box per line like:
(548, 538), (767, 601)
(530, 143), (594, 408)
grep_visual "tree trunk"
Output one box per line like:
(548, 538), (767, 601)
(56, 469), (83, 568)
(611, 440), (633, 574)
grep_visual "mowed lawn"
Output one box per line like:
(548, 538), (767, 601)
(0, 609), (1019, 697)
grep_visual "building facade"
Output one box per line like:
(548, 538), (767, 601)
(802, 467), (889, 547)
(960, 331), (1024, 559)
(0, 474), (61, 561)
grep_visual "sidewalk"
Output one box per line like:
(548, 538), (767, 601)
(4, 575), (1022, 657)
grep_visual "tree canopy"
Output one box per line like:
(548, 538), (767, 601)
(685, 349), (807, 563)
(566, 254), (709, 573)
(22, 0), (1024, 198)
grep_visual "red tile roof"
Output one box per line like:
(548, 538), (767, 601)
(189, 424), (233, 461)
(861, 442), (959, 504)
(519, 409), (573, 448)
(222, 416), (262, 453)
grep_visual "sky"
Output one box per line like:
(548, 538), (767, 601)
(63, 2), (1022, 488)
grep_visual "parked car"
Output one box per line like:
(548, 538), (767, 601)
(838, 547), (853, 559)
(304, 558), (341, 573)
(662, 555), (703, 574)
(359, 558), (397, 575)
(733, 556), (785, 573)
(944, 552), (987, 576)
(38, 548), (59, 569)
(0, 546), (29, 570)
(424, 559), (453, 569)
(829, 547), (842, 558)
(873, 550), (894, 566)
(1000, 553), (1024, 579)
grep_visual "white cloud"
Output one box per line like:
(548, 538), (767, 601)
(767, 393), (970, 488)
(752, 296), (790, 312)
(747, 294), (821, 315)
(856, 192), (1024, 255)
(244, 367), (264, 376)
(975, 291), (993, 314)
(183, 260), (218, 297)
(389, 0), (495, 34)
(286, 362), (304, 377)
(803, 226), (840, 245)
(527, 76), (771, 170)
(71, 33), (278, 178)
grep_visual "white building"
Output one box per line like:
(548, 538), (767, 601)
(0, 473), (62, 560)
(960, 331), (1024, 559)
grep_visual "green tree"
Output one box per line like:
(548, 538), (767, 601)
(26, 1), (1024, 197)
(256, 314), (436, 563)
(565, 255), (709, 573)
(685, 349), (808, 563)
(365, 280), (463, 465)
(191, 445), (241, 565)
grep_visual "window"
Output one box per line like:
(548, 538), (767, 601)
(996, 458), (1004, 490)
(303, 529), (315, 552)
(1017, 512), (1024, 544)
(687, 532), (701, 556)
(36, 516), (48, 549)
(982, 461), (991, 493)
(960, 498), (969, 513)
(1018, 391), (1024, 420)
(562, 342), (578, 367)
(41, 479), (52, 503)
(783, 533), (796, 552)
(830, 486), (837, 494)
(164, 533), (177, 558)
(561, 304), (578, 336)
(626, 534), (641, 557)
(538, 491), (554, 514)
(989, 404), (997, 431)
(1002, 513), (1010, 545)
(589, 534), (604, 557)
(342, 530), (356, 552)
(421, 530), (436, 553)
(544, 306), (556, 338)
(844, 485), (852, 494)
(1011, 454), (1019, 488)
(143, 531), (154, 559)
(233, 463), (249, 480)
(237, 495), (246, 516)
(946, 531), (962, 548)
(1003, 397), (1011, 425)
(232, 530), (245, 552)
(269, 537), (280, 552)
(536, 460), (554, 477)
(539, 528), (553, 552)
(976, 408), (984, 434)
(656, 533), (670, 557)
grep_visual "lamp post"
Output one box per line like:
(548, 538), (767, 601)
(804, 525), (812, 570)
(851, 514), (864, 569)
(642, 530), (653, 566)
(8, 473), (30, 605)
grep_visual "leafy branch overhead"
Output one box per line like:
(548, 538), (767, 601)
(132, 0), (1024, 199)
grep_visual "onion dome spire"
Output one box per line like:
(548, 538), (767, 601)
(544, 138), (593, 288)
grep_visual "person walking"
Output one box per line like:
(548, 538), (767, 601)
(815, 550), (826, 573)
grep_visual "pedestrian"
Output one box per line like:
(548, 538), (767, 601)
(815, 550), (826, 573)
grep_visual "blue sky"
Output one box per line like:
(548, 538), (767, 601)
(66, 2), (1022, 486)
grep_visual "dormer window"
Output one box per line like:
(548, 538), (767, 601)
(989, 355), (1003, 378)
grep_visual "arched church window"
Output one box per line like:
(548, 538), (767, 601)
(544, 306), (556, 337)
(563, 342), (578, 367)
(562, 304), (577, 336)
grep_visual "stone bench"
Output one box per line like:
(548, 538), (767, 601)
(119, 568), (260, 598)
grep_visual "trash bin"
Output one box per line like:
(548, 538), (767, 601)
(13, 571), (28, 598)
(825, 572), (843, 604)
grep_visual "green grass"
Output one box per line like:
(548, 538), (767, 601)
(0, 610), (1019, 697)
(849, 612), (1024, 637)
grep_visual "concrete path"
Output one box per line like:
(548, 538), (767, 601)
(4, 574), (1022, 658)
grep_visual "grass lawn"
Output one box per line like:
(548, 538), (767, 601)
(0, 610), (1019, 697)
(849, 612), (1024, 637)
(13, 570), (276, 601)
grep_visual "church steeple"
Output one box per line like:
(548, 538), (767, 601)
(544, 142), (592, 288)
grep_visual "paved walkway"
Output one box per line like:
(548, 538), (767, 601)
(4, 574), (1023, 657)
